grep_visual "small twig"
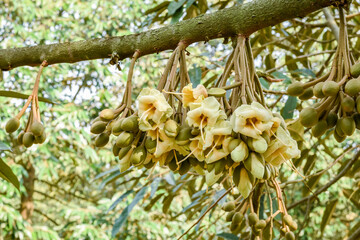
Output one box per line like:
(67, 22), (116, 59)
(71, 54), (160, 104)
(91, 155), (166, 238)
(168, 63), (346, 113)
(33, 208), (59, 226)
(287, 148), (360, 210)
(177, 187), (232, 240)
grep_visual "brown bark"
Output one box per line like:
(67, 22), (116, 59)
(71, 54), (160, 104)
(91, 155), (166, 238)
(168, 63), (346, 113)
(20, 160), (35, 222)
(0, 0), (342, 71)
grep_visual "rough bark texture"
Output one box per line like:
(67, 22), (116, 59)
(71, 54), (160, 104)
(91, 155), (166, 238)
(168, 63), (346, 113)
(0, 0), (339, 71)
(20, 160), (35, 222)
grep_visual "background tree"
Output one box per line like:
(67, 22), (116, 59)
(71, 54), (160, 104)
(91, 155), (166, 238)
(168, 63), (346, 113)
(0, 0), (360, 239)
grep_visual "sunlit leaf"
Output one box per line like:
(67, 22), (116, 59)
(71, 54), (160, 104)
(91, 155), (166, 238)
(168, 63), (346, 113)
(112, 187), (148, 237)
(320, 199), (338, 235)
(0, 158), (20, 190)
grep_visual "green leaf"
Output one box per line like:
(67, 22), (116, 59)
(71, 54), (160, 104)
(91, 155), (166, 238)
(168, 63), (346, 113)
(259, 77), (269, 89)
(343, 189), (360, 208)
(144, 1), (170, 15)
(171, 7), (183, 24)
(281, 96), (297, 120)
(164, 173), (176, 185)
(320, 199), (338, 235)
(271, 71), (291, 83)
(0, 90), (57, 104)
(189, 64), (202, 87)
(185, 0), (196, 9)
(162, 194), (175, 214)
(216, 233), (239, 240)
(290, 69), (316, 78)
(168, 0), (186, 16)
(0, 158), (20, 190)
(107, 190), (134, 213)
(150, 177), (161, 198)
(93, 167), (120, 181)
(0, 142), (12, 152)
(112, 187), (148, 237)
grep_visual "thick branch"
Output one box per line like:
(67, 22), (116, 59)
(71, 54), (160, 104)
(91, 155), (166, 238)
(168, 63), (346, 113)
(0, 0), (340, 71)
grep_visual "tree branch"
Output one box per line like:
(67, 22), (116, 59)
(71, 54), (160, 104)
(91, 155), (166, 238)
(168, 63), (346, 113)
(323, 8), (340, 41)
(287, 148), (360, 210)
(0, 0), (340, 71)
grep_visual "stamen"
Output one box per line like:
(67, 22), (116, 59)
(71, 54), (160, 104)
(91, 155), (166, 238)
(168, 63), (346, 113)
(281, 153), (305, 179)
(139, 105), (155, 121)
(178, 147), (198, 164)
(162, 90), (184, 95)
(205, 136), (222, 158)
(270, 129), (288, 146)
(174, 149), (180, 170)
(200, 117), (205, 142)
(249, 119), (262, 134)
(154, 129), (159, 156)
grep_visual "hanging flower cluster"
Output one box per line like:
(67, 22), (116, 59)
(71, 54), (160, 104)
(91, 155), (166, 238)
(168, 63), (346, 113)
(121, 85), (300, 198)
(90, 37), (302, 238)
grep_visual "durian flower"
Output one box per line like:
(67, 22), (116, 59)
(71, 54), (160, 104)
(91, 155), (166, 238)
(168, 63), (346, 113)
(203, 120), (232, 149)
(189, 135), (206, 162)
(186, 97), (226, 129)
(268, 116), (282, 136)
(182, 83), (208, 108)
(205, 136), (232, 164)
(263, 126), (300, 166)
(137, 88), (173, 131)
(147, 123), (189, 158)
(202, 120), (233, 164)
(230, 102), (273, 139)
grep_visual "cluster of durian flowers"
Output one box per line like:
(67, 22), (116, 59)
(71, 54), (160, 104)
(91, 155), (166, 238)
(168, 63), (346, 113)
(287, 7), (360, 142)
(91, 83), (300, 199)
(4, 61), (47, 148)
(88, 36), (304, 239)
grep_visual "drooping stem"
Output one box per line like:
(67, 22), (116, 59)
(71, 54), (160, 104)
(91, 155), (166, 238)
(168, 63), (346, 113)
(125, 50), (140, 109)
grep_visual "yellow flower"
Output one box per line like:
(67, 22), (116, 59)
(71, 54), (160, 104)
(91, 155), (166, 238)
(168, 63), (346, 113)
(230, 102), (273, 139)
(189, 135), (206, 162)
(182, 83), (208, 108)
(202, 120), (232, 164)
(186, 97), (226, 129)
(147, 123), (189, 158)
(263, 126), (300, 166)
(204, 136), (231, 164)
(137, 88), (173, 131)
(203, 120), (232, 149)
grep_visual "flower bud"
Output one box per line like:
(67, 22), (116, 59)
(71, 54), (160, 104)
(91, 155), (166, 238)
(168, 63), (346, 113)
(121, 116), (139, 132)
(313, 82), (325, 98)
(164, 119), (179, 138)
(23, 132), (35, 148)
(90, 121), (107, 134)
(299, 107), (318, 127)
(5, 117), (20, 133)
(95, 132), (110, 147)
(322, 81), (339, 96)
(287, 82), (304, 96)
(116, 132), (134, 147)
(130, 146), (147, 165)
(345, 78), (360, 96)
(100, 109), (116, 121)
(247, 137), (268, 153)
(230, 141), (249, 162)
